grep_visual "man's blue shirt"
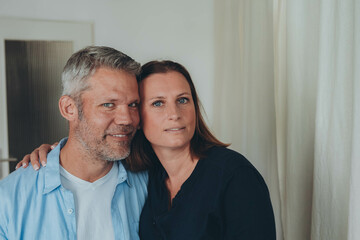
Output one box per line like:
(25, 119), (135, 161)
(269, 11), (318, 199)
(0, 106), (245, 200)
(0, 138), (148, 240)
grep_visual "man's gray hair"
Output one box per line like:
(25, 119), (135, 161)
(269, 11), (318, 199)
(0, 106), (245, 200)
(61, 46), (140, 98)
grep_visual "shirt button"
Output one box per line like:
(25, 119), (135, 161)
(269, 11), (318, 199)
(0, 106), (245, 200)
(67, 208), (74, 214)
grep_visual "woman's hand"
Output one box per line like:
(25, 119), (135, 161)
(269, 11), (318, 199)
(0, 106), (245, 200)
(16, 143), (58, 170)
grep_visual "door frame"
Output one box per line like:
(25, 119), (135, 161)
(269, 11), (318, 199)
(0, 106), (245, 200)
(0, 18), (93, 178)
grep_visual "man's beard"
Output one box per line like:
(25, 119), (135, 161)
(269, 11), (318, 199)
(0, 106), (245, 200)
(74, 117), (136, 162)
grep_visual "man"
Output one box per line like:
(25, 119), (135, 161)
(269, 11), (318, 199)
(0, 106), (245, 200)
(0, 46), (148, 240)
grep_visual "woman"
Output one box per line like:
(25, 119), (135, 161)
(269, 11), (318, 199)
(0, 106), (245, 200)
(18, 61), (276, 239)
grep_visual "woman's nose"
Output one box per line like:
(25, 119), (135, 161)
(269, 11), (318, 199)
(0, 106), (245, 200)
(167, 104), (181, 120)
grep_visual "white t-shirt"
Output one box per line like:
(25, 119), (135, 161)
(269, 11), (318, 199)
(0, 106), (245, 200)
(60, 163), (118, 240)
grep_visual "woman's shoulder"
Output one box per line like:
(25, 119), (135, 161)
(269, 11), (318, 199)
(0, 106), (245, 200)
(203, 147), (269, 193)
(203, 146), (259, 177)
(205, 146), (253, 166)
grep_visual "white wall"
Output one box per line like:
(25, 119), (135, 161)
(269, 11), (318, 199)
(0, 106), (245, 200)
(0, 0), (215, 122)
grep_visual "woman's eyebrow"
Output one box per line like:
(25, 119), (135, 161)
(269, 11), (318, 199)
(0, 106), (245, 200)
(147, 96), (166, 101)
(177, 92), (191, 97)
(146, 92), (191, 101)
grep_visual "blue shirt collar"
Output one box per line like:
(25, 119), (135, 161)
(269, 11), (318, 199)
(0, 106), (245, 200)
(43, 137), (131, 194)
(117, 161), (132, 187)
(43, 138), (67, 194)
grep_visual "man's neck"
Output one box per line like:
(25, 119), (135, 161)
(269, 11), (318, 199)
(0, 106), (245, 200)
(59, 137), (114, 183)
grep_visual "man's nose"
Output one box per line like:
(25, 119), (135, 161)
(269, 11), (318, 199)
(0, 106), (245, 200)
(114, 106), (134, 125)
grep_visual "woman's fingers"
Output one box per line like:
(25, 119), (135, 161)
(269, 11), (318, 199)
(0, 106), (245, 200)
(16, 142), (57, 171)
(29, 148), (41, 170)
(15, 154), (31, 169)
(38, 144), (53, 167)
(51, 142), (59, 150)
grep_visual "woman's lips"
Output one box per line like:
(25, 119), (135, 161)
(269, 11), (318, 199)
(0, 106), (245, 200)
(164, 127), (186, 132)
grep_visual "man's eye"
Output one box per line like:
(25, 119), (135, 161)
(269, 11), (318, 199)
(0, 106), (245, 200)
(178, 98), (189, 104)
(129, 102), (138, 108)
(152, 101), (163, 107)
(103, 103), (114, 108)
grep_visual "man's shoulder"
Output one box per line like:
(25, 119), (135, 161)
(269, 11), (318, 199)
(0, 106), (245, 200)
(0, 165), (44, 200)
(0, 165), (45, 236)
(0, 162), (69, 239)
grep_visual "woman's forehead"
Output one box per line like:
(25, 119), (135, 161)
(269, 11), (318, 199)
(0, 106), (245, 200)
(140, 72), (190, 94)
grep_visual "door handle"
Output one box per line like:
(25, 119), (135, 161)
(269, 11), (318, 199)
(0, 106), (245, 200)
(0, 158), (17, 162)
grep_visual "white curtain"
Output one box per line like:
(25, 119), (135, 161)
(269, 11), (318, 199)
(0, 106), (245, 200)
(213, 0), (360, 239)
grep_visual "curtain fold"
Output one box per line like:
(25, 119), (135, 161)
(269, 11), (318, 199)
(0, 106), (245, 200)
(272, 0), (287, 237)
(214, 1), (283, 239)
(214, 0), (359, 239)
(312, 0), (359, 239)
(347, 3), (360, 240)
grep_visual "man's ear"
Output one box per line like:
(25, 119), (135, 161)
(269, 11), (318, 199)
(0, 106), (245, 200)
(59, 95), (79, 121)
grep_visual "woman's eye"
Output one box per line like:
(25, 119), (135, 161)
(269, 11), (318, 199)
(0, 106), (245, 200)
(103, 103), (114, 108)
(178, 98), (189, 104)
(152, 101), (163, 107)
